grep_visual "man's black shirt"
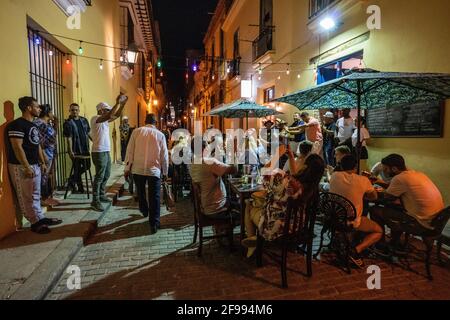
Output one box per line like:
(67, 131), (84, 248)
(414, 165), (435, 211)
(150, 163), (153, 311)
(6, 117), (41, 165)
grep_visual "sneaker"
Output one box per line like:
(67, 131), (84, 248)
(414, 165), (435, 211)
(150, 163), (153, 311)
(349, 248), (365, 269)
(90, 201), (104, 212)
(31, 221), (51, 234)
(99, 196), (112, 203)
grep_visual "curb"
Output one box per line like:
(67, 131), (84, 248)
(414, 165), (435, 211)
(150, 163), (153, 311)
(9, 176), (126, 300)
(10, 238), (84, 300)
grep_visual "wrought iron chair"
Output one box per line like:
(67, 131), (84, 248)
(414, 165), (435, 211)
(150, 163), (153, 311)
(314, 192), (357, 274)
(191, 182), (238, 257)
(255, 190), (320, 288)
(386, 206), (450, 280)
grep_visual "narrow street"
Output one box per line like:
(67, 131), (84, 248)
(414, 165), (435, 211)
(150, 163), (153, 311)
(46, 190), (450, 300)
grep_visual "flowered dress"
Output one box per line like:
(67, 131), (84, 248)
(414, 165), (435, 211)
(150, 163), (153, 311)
(258, 170), (303, 241)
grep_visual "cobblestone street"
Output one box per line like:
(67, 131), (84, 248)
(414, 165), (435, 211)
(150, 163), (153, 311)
(46, 191), (450, 300)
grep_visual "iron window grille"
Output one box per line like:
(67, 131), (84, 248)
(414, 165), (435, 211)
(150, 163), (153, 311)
(27, 28), (68, 189)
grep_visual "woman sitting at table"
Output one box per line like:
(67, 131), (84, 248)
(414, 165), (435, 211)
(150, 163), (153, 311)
(242, 154), (325, 257)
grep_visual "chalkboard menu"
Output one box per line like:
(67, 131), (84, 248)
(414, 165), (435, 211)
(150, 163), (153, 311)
(367, 101), (444, 137)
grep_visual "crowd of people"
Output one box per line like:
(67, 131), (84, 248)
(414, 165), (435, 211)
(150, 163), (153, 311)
(5, 95), (129, 234)
(4, 97), (446, 272)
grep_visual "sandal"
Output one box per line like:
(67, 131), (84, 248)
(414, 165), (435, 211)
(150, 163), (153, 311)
(40, 218), (63, 226)
(31, 223), (51, 234)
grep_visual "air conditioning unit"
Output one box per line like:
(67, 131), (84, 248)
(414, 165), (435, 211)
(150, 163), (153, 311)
(53, 0), (89, 16)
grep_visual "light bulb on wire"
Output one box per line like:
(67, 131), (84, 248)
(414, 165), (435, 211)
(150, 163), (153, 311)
(286, 64), (290, 75)
(78, 41), (83, 55)
(49, 50), (54, 57)
(66, 56), (70, 65)
(99, 60), (103, 70)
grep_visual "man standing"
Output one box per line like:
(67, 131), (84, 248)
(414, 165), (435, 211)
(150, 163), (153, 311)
(288, 113), (305, 155)
(124, 114), (168, 234)
(6, 97), (62, 234)
(63, 103), (91, 193)
(336, 109), (355, 148)
(119, 116), (131, 163)
(288, 112), (323, 156)
(90, 94), (128, 212)
(322, 111), (337, 166)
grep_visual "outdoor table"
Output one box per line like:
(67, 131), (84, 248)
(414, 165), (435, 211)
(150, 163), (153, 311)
(227, 177), (265, 241)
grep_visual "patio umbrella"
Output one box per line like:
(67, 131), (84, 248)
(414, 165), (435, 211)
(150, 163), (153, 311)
(206, 99), (283, 129)
(275, 68), (450, 172)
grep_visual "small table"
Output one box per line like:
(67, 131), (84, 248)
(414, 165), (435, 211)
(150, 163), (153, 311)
(227, 178), (264, 241)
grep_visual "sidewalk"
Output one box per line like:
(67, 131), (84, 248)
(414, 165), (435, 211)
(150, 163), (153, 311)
(0, 164), (125, 300)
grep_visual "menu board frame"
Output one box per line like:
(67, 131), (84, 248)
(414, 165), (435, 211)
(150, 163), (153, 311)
(366, 100), (445, 138)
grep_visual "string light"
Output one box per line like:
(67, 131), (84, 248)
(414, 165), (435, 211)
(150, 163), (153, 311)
(297, 73), (301, 79)
(34, 35), (41, 46)
(78, 41), (84, 55)
(66, 56), (70, 65)
(160, 71), (164, 77)
(212, 74), (215, 80)
(286, 64), (290, 75)
(278, 75), (281, 80)
(49, 50), (54, 56)
(99, 59), (103, 70)
(258, 76), (261, 81)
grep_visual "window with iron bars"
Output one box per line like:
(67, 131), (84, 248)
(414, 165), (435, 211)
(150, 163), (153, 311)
(27, 28), (68, 189)
(309, 0), (337, 19)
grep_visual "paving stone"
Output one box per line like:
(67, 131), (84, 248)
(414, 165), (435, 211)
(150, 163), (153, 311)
(46, 191), (450, 300)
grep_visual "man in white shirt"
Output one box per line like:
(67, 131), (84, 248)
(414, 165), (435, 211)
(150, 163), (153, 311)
(330, 154), (382, 268)
(190, 140), (237, 216)
(90, 94), (128, 212)
(336, 109), (355, 146)
(124, 114), (169, 234)
(288, 112), (323, 156)
(370, 154), (445, 249)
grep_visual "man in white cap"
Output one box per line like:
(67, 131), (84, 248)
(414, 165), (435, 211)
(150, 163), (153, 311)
(90, 94), (128, 212)
(119, 116), (131, 163)
(322, 111), (337, 166)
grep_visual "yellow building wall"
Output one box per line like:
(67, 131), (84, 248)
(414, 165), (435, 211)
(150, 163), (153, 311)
(0, 0), (127, 239)
(218, 0), (450, 204)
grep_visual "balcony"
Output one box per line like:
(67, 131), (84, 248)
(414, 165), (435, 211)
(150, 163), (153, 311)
(252, 27), (274, 63)
(309, 0), (337, 19)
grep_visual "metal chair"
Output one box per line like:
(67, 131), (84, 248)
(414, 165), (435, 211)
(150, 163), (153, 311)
(386, 206), (450, 280)
(314, 192), (357, 274)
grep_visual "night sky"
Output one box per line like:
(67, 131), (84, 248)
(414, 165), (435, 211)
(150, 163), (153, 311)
(152, 0), (219, 104)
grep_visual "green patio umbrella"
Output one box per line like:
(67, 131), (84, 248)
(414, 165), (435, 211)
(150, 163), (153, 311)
(206, 99), (283, 129)
(275, 69), (450, 172)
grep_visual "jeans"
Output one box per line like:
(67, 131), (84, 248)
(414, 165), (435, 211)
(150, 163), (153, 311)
(8, 164), (45, 225)
(134, 174), (161, 227)
(121, 140), (128, 162)
(323, 141), (335, 166)
(91, 152), (111, 202)
(41, 157), (54, 199)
